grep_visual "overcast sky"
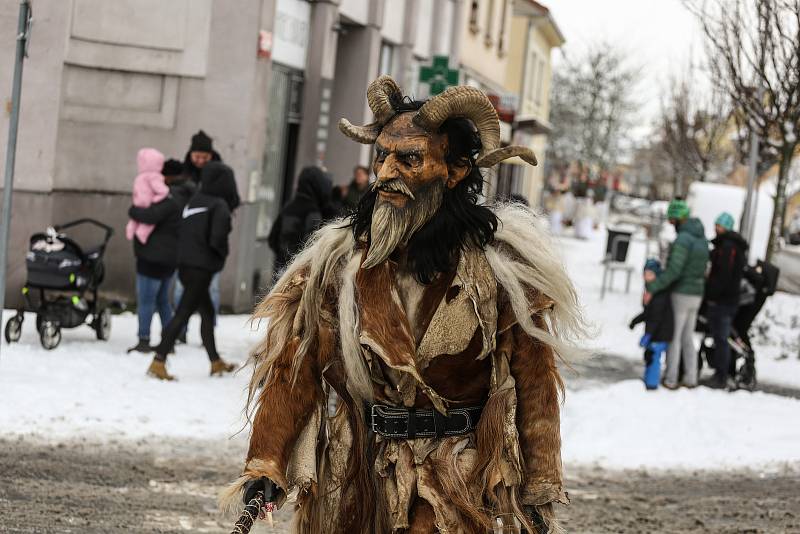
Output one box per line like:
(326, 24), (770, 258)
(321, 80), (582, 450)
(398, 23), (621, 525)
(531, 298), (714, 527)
(547, 0), (707, 141)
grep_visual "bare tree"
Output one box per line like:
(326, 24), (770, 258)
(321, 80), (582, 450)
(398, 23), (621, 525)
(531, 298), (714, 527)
(685, 0), (800, 261)
(548, 42), (640, 171)
(658, 76), (733, 196)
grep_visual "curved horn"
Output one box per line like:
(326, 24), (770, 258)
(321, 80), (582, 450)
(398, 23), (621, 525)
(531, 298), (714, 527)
(413, 86), (537, 168)
(367, 76), (402, 124)
(338, 119), (382, 144)
(339, 75), (403, 144)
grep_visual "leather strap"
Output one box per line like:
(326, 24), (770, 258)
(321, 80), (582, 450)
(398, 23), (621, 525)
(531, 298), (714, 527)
(367, 403), (483, 440)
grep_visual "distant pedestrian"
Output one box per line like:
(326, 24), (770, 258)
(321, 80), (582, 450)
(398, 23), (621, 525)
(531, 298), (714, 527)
(573, 171), (594, 239)
(645, 199), (709, 389)
(342, 165), (371, 212)
(183, 130), (222, 185)
(174, 130), (240, 340)
(545, 171), (569, 235)
(629, 259), (674, 390)
(268, 166), (334, 275)
(705, 212), (748, 389)
(125, 148), (169, 245)
(147, 162), (239, 381)
(127, 158), (195, 353)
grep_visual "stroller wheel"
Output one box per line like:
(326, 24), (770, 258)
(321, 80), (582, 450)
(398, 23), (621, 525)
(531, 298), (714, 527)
(39, 321), (61, 350)
(4, 316), (23, 343)
(94, 307), (111, 341)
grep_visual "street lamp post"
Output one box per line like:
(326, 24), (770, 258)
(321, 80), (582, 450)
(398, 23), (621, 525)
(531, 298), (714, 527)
(0, 0), (33, 358)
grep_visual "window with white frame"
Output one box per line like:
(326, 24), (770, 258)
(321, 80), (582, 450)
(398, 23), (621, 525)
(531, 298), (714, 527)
(527, 51), (538, 105)
(484, 0), (495, 46)
(469, 0), (480, 33)
(535, 58), (545, 104)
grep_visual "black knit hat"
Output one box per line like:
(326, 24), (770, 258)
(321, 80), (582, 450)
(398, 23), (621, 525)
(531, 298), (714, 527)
(162, 158), (183, 177)
(190, 130), (213, 153)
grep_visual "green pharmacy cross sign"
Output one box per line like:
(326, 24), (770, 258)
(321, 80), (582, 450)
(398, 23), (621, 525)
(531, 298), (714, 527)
(419, 56), (459, 95)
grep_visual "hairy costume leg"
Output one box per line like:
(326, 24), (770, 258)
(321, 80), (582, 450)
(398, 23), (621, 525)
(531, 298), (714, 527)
(407, 498), (437, 534)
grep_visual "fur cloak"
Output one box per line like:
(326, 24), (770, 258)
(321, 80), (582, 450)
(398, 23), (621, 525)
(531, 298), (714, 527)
(222, 203), (584, 534)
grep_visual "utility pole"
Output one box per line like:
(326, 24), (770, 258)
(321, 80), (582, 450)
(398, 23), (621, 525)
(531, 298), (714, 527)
(0, 0), (33, 358)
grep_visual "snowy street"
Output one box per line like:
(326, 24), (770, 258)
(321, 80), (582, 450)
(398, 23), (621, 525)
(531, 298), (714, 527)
(2, 226), (800, 533)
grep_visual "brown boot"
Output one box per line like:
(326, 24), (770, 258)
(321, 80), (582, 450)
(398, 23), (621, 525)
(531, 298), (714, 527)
(210, 359), (236, 377)
(147, 359), (176, 381)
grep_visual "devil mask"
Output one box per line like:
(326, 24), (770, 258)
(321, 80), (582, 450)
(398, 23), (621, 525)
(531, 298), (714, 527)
(339, 76), (537, 274)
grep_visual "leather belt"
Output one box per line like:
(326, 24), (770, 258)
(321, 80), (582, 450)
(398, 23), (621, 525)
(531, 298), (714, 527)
(367, 403), (483, 439)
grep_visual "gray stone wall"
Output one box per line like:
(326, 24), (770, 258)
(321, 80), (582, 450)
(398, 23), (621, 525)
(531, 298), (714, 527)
(2, 0), (275, 313)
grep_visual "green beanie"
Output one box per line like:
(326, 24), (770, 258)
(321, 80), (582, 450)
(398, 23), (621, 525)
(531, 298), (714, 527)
(715, 212), (735, 231)
(667, 199), (690, 220)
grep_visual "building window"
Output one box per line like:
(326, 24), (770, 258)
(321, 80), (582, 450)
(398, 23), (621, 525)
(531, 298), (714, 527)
(484, 0), (495, 47)
(527, 52), (538, 104)
(379, 42), (395, 77)
(535, 58), (545, 104)
(498, 0), (508, 56)
(469, 0), (480, 33)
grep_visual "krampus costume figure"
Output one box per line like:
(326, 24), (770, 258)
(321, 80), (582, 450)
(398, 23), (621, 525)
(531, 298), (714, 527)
(222, 76), (584, 533)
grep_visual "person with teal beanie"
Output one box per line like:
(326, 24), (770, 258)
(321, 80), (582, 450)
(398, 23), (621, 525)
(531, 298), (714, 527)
(705, 211), (748, 389)
(644, 199), (709, 389)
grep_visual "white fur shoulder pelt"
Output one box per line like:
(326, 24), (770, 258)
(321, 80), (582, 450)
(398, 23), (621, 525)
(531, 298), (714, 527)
(486, 202), (587, 359)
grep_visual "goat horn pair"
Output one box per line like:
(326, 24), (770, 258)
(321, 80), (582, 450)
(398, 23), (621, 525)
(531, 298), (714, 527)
(338, 76), (537, 168)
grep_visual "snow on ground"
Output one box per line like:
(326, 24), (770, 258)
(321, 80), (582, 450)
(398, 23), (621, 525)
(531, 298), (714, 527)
(562, 380), (800, 471)
(556, 224), (800, 389)
(0, 311), (258, 442)
(2, 223), (800, 472)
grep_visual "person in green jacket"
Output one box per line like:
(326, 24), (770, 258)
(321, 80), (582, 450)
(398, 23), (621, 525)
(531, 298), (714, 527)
(644, 199), (709, 389)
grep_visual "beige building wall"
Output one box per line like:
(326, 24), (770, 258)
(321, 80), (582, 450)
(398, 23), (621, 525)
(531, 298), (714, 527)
(458, 0), (512, 88)
(502, 3), (563, 206)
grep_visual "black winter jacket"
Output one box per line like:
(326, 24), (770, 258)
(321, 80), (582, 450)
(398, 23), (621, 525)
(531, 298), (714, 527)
(706, 231), (748, 306)
(630, 291), (675, 343)
(129, 179), (195, 276)
(177, 162), (236, 273)
(268, 166), (334, 273)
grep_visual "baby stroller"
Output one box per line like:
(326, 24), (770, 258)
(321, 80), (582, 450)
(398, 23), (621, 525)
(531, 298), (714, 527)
(695, 260), (780, 390)
(4, 218), (114, 350)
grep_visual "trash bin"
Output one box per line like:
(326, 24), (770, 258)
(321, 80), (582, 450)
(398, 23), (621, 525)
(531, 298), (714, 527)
(605, 226), (634, 262)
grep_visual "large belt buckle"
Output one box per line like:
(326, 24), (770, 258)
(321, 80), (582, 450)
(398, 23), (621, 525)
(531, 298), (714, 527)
(447, 408), (471, 434)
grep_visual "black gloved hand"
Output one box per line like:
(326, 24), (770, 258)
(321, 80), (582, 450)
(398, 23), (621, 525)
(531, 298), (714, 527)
(628, 320), (635, 330)
(522, 505), (548, 534)
(242, 476), (279, 505)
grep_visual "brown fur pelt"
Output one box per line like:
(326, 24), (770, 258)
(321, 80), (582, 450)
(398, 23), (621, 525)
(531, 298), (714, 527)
(222, 203), (585, 533)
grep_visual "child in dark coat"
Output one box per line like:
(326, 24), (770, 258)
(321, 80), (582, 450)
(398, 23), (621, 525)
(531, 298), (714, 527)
(629, 259), (675, 390)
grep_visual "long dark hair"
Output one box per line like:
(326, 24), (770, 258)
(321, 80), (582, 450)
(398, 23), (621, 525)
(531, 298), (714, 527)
(349, 99), (498, 284)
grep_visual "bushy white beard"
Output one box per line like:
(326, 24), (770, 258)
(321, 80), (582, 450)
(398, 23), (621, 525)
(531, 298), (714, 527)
(362, 180), (445, 269)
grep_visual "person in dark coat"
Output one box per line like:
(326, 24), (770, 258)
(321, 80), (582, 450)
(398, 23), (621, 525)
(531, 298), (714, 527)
(183, 130), (223, 185)
(630, 259), (675, 390)
(267, 166), (334, 275)
(147, 162), (238, 381)
(342, 165), (370, 212)
(175, 130), (239, 341)
(705, 212), (748, 389)
(127, 159), (195, 353)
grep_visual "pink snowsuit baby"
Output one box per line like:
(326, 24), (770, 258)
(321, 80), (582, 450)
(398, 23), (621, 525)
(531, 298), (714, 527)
(125, 148), (169, 244)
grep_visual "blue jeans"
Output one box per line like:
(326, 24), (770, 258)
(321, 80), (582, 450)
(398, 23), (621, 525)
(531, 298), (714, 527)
(136, 273), (174, 341)
(173, 271), (220, 330)
(644, 341), (669, 389)
(708, 302), (737, 381)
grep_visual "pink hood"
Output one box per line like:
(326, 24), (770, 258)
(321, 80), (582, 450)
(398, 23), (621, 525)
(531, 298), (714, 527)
(137, 148), (165, 174)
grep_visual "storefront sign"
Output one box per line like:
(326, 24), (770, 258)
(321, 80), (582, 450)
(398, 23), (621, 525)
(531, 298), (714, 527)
(272, 0), (310, 70)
